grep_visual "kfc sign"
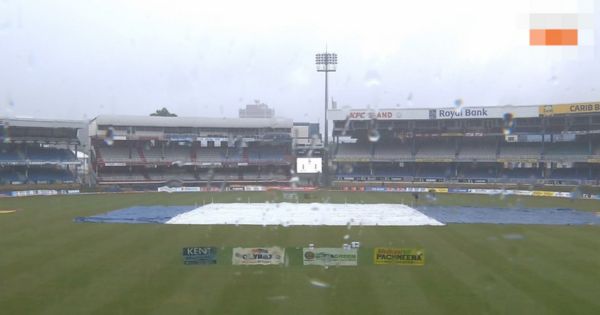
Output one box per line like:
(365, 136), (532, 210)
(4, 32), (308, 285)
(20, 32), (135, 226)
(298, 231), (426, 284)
(347, 111), (396, 120)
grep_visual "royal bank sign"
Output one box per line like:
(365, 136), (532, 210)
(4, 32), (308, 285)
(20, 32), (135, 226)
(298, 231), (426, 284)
(434, 108), (489, 119)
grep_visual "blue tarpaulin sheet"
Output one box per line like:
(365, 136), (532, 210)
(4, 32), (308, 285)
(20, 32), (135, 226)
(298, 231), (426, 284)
(74, 205), (196, 224)
(75, 204), (600, 225)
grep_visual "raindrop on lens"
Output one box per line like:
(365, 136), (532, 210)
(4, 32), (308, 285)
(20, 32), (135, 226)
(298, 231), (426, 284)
(342, 117), (351, 136)
(502, 113), (514, 135)
(368, 129), (380, 142)
(104, 127), (115, 146)
(453, 99), (463, 112)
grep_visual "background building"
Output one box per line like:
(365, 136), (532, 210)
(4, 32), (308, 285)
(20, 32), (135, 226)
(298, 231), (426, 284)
(239, 101), (275, 119)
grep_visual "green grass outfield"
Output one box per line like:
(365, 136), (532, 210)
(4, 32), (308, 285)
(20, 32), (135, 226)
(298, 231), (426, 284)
(1, 191), (599, 314)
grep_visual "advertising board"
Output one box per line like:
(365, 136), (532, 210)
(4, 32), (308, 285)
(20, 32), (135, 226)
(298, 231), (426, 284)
(303, 248), (358, 266)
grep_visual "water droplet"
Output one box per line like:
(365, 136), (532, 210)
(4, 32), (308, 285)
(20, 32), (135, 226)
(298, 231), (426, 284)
(364, 70), (381, 87)
(309, 279), (331, 288)
(502, 233), (524, 240)
(104, 127), (115, 146)
(502, 112), (514, 135)
(342, 164), (354, 174)
(267, 295), (289, 302)
(453, 99), (463, 112)
(172, 160), (183, 167)
(570, 186), (582, 200)
(368, 129), (380, 142)
(342, 117), (352, 136)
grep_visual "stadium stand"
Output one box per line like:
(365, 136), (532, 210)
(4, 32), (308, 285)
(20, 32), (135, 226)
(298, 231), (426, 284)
(88, 115), (293, 186)
(415, 140), (456, 159)
(0, 117), (86, 189)
(457, 165), (498, 179)
(334, 143), (372, 160)
(499, 142), (542, 159)
(459, 139), (497, 160)
(543, 142), (589, 158)
(328, 102), (600, 187)
(372, 141), (412, 160)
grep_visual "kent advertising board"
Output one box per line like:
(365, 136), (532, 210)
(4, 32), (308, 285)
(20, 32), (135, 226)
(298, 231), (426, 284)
(303, 248), (358, 266)
(182, 247), (217, 265)
(232, 247), (285, 265)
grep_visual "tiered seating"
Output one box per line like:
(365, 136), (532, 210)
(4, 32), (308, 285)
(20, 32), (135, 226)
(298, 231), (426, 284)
(335, 143), (372, 159)
(210, 170), (240, 181)
(98, 173), (147, 181)
(499, 168), (541, 179)
(499, 143), (541, 159)
(147, 170), (197, 181)
(0, 146), (77, 164)
(196, 148), (226, 162)
(544, 142), (589, 157)
(141, 147), (164, 162)
(416, 165), (452, 178)
(415, 141), (456, 159)
(27, 168), (75, 183)
(0, 147), (22, 163)
(247, 146), (287, 162)
(372, 142), (412, 160)
(458, 167), (496, 178)
(225, 147), (244, 161)
(593, 143), (600, 155)
(373, 167), (413, 177)
(459, 141), (497, 159)
(97, 146), (141, 163)
(167, 146), (193, 163)
(547, 168), (590, 180)
(0, 169), (25, 184)
(27, 148), (77, 163)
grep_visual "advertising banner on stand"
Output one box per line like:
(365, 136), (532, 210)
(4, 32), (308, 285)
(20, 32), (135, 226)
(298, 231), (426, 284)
(302, 248), (358, 266)
(232, 247), (285, 265)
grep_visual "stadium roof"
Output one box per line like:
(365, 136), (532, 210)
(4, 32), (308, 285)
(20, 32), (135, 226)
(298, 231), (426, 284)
(0, 117), (86, 129)
(91, 115), (293, 129)
(328, 101), (600, 121)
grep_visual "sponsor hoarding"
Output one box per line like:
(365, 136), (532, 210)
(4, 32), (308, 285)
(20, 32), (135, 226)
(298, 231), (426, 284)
(540, 102), (600, 116)
(328, 105), (538, 121)
(532, 190), (556, 197)
(432, 106), (539, 120)
(303, 248), (358, 266)
(182, 247), (217, 265)
(157, 186), (220, 193)
(374, 248), (425, 265)
(232, 247), (285, 265)
(9, 189), (80, 197)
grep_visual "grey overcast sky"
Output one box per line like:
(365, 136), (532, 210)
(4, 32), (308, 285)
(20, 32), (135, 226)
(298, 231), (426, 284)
(1, 0), (599, 122)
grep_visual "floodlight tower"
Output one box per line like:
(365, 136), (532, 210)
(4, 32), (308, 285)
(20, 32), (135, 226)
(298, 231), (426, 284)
(315, 51), (337, 148)
(315, 51), (337, 187)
